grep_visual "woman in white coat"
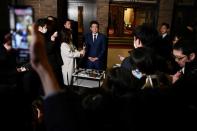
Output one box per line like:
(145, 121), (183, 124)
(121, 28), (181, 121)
(60, 29), (85, 86)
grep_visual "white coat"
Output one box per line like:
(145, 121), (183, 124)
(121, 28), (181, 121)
(60, 42), (80, 85)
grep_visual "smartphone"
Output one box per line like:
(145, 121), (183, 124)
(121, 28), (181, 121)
(9, 5), (34, 63)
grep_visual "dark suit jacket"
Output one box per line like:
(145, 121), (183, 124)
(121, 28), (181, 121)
(84, 32), (107, 70)
(156, 34), (172, 61)
(44, 33), (64, 86)
(0, 44), (18, 85)
(170, 60), (197, 130)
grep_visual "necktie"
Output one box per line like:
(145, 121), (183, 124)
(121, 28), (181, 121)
(93, 34), (96, 42)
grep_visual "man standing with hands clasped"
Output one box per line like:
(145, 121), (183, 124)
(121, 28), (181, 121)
(84, 20), (107, 70)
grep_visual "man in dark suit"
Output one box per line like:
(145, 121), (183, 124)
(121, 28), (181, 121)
(157, 22), (172, 61)
(171, 40), (197, 130)
(156, 22), (177, 73)
(84, 21), (107, 70)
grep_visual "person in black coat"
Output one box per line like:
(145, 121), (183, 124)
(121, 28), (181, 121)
(0, 33), (33, 130)
(30, 24), (87, 131)
(157, 22), (172, 60)
(171, 40), (197, 130)
(0, 33), (18, 87)
(36, 18), (64, 87)
(120, 24), (159, 70)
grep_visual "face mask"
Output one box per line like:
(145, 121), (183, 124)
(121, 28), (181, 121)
(132, 69), (143, 79)
(42, 27), (47, 34)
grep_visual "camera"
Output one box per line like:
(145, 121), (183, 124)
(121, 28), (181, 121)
(9, 5), (34, 63)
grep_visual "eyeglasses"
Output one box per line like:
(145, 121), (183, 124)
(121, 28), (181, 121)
(173, 55), (187, 61)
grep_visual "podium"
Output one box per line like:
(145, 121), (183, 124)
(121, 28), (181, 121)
(71, 68), (105, 88)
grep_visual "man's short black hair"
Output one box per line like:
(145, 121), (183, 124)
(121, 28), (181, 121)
(133, 23), (158, 48)
(161, 22), (170, 29)
(173, 39), (197, 56)
(63, 18), (71, 24)
(35, 18), (48, 27)
(90, 20), (99, 28)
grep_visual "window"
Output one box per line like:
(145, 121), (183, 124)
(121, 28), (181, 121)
(108, 1), (158, 37)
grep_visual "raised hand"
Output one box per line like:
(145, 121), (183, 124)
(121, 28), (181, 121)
(30, 24), (61, 96)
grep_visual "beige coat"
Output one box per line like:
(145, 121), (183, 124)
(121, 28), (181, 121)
(61, 42), (80, 85)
